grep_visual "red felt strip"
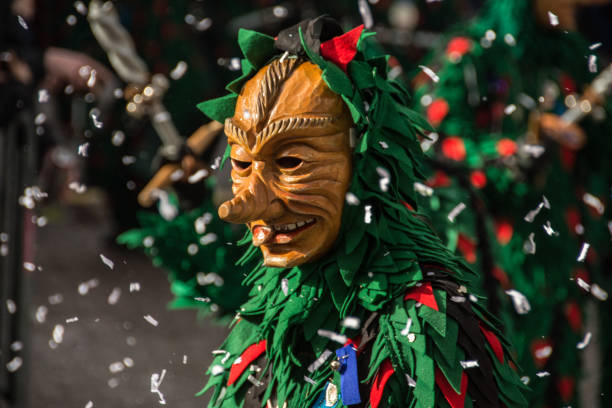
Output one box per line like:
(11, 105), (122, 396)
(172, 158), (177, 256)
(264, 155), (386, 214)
(404, 282), (439, 311)
(435, 368), (468, 408)
(319, 25), (364, 72)
(370, 359), (395, 408)
(227, 339), (267, 386)
(478, 323), (504, 364)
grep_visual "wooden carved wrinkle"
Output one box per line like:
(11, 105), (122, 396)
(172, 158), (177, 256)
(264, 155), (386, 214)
(255, 57), (299, 130)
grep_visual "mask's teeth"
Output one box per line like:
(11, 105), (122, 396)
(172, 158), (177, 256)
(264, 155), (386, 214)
(252, 226), (274, 246)
(286, 223), (297, 231)
(296, 221), (305, 227)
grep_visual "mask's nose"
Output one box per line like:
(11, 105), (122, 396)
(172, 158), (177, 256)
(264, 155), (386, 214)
(218, 162), (283, 224)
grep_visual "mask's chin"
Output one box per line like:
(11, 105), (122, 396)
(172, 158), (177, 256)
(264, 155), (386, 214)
(261, 250), (307, 268)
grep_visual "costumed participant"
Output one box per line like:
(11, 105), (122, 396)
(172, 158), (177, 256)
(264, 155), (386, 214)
(411, 0), (612, 406)
(196, 16), (528, 408)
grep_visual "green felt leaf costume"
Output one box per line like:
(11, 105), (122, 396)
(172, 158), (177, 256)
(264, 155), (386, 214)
(196, 17), (528, 408)
(411, 0), (612, 406)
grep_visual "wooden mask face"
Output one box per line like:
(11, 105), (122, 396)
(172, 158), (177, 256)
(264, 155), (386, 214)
(218, 59), (353, 268)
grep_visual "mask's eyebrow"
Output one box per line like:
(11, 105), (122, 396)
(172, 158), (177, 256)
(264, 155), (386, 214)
(224, 118), (249, 146)
(255, 115), (336, 148)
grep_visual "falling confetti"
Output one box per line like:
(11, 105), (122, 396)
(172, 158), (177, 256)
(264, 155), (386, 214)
(577, 243), (590, 262)
(357, 0), (374, 29)
(504, 104), (517, 115)
(460, 360), (479, 369)
(341, 317), (361, 329)
(364, 205), (373, 224)
(406, 374), (417, 388)
(521, 144), (545, 158)
(589, 42), (602, 50)
(588, 55), (597, 73)
(6, 299), (16, 314)
(505, 289), (531, 314)
(307, 350), (333, 373)
(583, 193), (604, 215)
(150, 369), (167, 405)
(6, 357), (23, 372)
(448, 202), (466, 223)
(590, 283), (608, 301)
(281, 278), (289, 296)
(170, 61), (188, 80)
(317, 329), (347, 344)
(99, 254), (114, 270)
(536, 371), (551, 378)
(188, 169), (209, 184)
(129, 282), (141, 292)
(576, 332), (592, 349)
(524, 196), (550, 222)
(419, 65), (439, 83)
(68, 182), (87, 194)
(143, 315), (159, 327)
(576, 277), (591, 292)
(108, 287), (121, 305)
(345, 192), (360, 205)
(542, 221), (559, 236)
(376, 167), (390, 192)
(52, 324), (65, 344)
(77, 142), (90, 157)
(111, 130), (125, 146)
(414, 182), (434, 197)
(66, 317), (79, 323)
(547, 11), (559, 26)
(85, 401), (93, 408)
(523, 233), (536, 254)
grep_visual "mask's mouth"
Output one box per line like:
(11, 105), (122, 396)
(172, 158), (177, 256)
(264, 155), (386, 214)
(251, 218), (317, 246)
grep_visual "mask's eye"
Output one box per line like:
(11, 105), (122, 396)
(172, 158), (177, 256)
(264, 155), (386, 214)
(276, 157), (303, 170)
(231, 158), (251, 170)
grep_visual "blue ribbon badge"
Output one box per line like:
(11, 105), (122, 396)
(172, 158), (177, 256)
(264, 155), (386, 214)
(335, 345), (361, 405)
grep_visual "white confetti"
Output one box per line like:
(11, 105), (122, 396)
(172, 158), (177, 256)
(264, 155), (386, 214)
(187, 243), (198, 255)
(505, 289), (531, 314)
(66, 317), (79, 323)
(448, 202), (466, 223)
(111, 130), (125, 146)
(52, 324), (65, 344)
(183, 355), (188, 364)
(378, 141), (389, 149)
(194, 297), (210, 303)
(210, 156), (221, 170)
(107, 378), (119, 388)
(10, 341), (23, 352)
(85, 401), (93, 408)
(542, 221), (559, 237)
(460, 360), (479, 369)
(17, 15), (29, 29)
(188, 168), (209, 184)
(524, 201), (547, 222)
(521, 144), (545, 158)
(536, 371), (551, 378)
(414, 182), (433, 197)
(576, 332), (592, 349)
(48, 293), (63, 305)
(576, 277), (591, 292)
(77, 142), (89, 157)
(342, 317), (361, 330)
(589, 42), (602, 50)
(210, 365), (224, 376)
(74, 1), (87, 14)
(23, 262), (36, 271)
(418, 65), (439, 83)
(307, 350), (333, 373)
(6, 356), (23, 372)
(170, 61), (188, 80)
(376, 167), (390, 192)
(345, 192), (360, 206)
(150, 369), (167, 404)
(547, 11), (559, 26)
(406, 374), (417, 388)
(38, 89), (50, 103)
(35, 113), (47, 125)
(68, 182), (87, 194)
(196, 18), (212, 31)
(420, 132), (438, 152)
(130, 282), (141, 292)
(199, 232), (218, 246)
(504, 104), (517, 115)
(588, 54), (597, 73)
(364, 205), (373, 224)
(357, 0), (374, 29)
(304, 376), (317, 385)
(504, 33), (516, 46)
(122, 156), (136, 165)
(400, 318), (413, 337)
(523, 233), (536, 254)
(317, 329), (347, 344)
(577, 243), (590, 262)
(6, 299), (16, 314)
(591, 283), (608, 301)
(583, 193), (604, 215)
(151, 189), (178, 221)
(534, 345), (552, 359)
(98, 253), (114, 269)
(281, 278), (289, 296)
(143, 315), (159, 327)
(109, 361), (125, 373)
(108, 287), (121, 305)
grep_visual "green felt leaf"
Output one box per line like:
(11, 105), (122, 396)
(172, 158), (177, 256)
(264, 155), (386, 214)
(197, 94), (237, 123)
(237, 29), (275, 68)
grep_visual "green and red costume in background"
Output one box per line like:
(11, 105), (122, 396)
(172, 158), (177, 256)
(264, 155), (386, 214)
(196, 18), (528, 407)
(412, 1), (612, 406)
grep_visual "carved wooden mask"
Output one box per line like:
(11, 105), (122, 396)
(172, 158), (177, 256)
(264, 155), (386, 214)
(218, 59), (353, 267)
